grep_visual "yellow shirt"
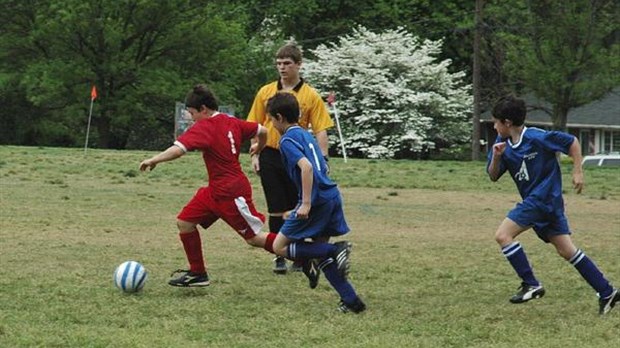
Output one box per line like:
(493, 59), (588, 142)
(247, 79), (334, 149)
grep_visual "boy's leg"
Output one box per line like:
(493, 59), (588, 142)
(277, 238), (351, 279)
(318, 259), (365, 313)
(269, 215), (289, 274)
(300, 236), (331, 289)
(495, 218), (544, 303)
(272, 233), (364, 312)
(272, 233), (337, 260)
(548, 234), (617, 314)
(258, 148), (298, 274)
(169, 219), (210, 287)
(170, 187), (217, 287)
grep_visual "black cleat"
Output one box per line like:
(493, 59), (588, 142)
(509, 282), (545, 303)
(332, 241), (352, 279)
(338, 297), (366, 314)
(168, 269), (210, 287)
(302, 259), (321, 289)
(273, 256), (288, 274)
(599, 288), (620, 315)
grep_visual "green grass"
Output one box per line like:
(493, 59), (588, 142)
(1, 146), (619, 347)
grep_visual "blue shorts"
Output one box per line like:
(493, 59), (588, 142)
(507, 199), (571, 243)
(280, 195), (350, 241)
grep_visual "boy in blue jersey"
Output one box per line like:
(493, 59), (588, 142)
(487, 95), (619, 315)
(265, 92), (366, 313)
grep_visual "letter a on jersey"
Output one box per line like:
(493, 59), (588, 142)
(515, 161), (530, 181)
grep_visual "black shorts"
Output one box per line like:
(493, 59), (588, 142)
(258, 147), (298, 214)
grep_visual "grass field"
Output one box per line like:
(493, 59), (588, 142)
(1, 145), (619, 348)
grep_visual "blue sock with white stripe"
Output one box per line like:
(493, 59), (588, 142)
(287, 241), (336, 260)
(569, 249), (613, 298)
(318, 258), (357, 303)
(502, 242), (540, 287)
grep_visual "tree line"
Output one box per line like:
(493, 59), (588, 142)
(1, 0), (617, 156)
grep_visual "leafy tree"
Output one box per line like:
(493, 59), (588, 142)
(488, 0), (620, 130)
(238, 0), (475, 72)
(235, 13), (286, 118)
(303, 26), (471, 159)
(1, 0), (250, 149)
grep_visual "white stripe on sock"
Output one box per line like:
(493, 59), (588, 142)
(503, 242), (522, 258)
(570, 250), (585, 265)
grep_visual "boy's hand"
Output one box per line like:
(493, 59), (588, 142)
(492, 142), (506, 157)
(282, 207), (310, 220)
(139, 160), (156, 171)
(249, 143), (261, 173)
(284, 203), (311, 220)
(572, 171), (584, 194)
(250, 155), (260, 173)
(295, 202), (311, 220)
(249, 143), (260, 157)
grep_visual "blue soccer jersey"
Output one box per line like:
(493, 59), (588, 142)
(279, 126), (339, 205)
(487, 127), (575, 214)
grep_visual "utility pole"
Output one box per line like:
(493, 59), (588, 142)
(472, 0), (484, 160)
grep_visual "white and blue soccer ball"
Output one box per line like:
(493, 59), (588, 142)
(113, 261), (148, 293)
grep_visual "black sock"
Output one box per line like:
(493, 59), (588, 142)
(269, 215), (284, 233)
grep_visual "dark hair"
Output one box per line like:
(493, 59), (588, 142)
(492, 95), (526, 126)
(276, 43), (302, 63)
(267, 93), (299, 123)
(185, 84), (219, 111)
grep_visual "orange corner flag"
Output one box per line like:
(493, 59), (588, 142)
(90, 85), (98, 100)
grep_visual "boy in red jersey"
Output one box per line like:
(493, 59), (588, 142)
(139, 84), (269, 287)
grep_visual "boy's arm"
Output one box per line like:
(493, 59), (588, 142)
(487, 142), (506, 181)
(567, 137), (584, 193)
(309, 94), (333, 157)
(315, 130), (329, 157)
(295, 157), (314, 219)
(249, 125), (267, 173)
(139, 145), (185, 171)
(249, 125), (268, 157)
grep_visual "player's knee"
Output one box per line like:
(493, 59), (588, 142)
(245, 238), (257, 247)
(272, 246), (287, 257)
(494, 230), (511, 245)
(176, 219), (196, 233)
(245, 236), (262, 248)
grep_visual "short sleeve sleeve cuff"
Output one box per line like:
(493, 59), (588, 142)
(173, 140), (188, 153)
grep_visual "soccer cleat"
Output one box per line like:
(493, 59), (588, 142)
(599, 288), (620, 315)
(273, 256), (288, 274)
(289, 260), (303, 272)
(302, 259), (321, 289)
(168, 269), (210, 287)
(332, 241), (352, 279)
(509, 282), (545, 303)
(338, 297), (366, 314)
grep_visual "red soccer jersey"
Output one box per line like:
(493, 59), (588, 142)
(174, 113), (259, 200)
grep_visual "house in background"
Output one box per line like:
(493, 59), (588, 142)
(481, 88), (620, 155)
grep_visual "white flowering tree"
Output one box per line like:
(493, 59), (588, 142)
(303, 26), (472, 159)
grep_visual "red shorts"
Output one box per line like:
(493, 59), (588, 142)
(177, 187), (265, 240)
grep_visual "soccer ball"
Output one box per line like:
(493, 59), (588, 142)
(113, 261), (148, 293)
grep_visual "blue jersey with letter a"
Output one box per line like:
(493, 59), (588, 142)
(279, 126), (339, 205)
(487, 127), (575, 213)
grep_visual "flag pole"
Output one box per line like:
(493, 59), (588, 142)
(328, 92), (347, 163)
(84, 85), (97, 155)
